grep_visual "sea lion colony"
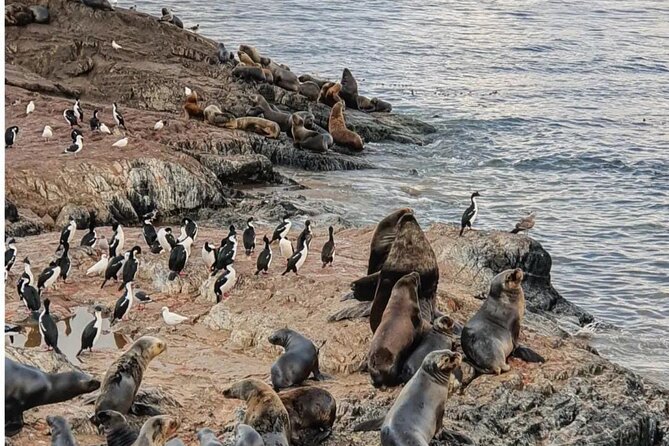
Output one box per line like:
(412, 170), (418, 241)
(4, 3), (546, 446)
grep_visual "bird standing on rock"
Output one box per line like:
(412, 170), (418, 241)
(321, 226), (336, 268)
(80, 217), (97, 247)
(179, 217), (198, 242)
(60, 217), (77, 246)
(213, 226), (237, 273)
(279, 235), (293, 259)
(26, 101), (35, 115)
(214, 259), (237, 302)
(111, 282), (134, 324)
(202, 242), (216, 271)
(63, 109), (79, 128)
(101, 252), (126, 288)
(511, 212), (536, 234)
(460, 191), (480, 236)
(78, 305), (103, 356)
(5, 238), (17, 274)
(283, 234), (311, 275)
(111, 40), (122, 50)
(161, 306), (188, 326)
(168, 236), (193, 280)
(118, 246), (141, 291)
(90, 109), (101, 131)
(39, 298), (61, 353)
(109, 222), (125, 257)
(18, 277), (41, 313)
(271, 215), (291, 243)
(42, 125), (53, 142)
(143, 215), (158, 249)
(112, 137), (128, 148)
(296, 220), (312, 251)
(112, 102), (126, 129)
(38, 261), (61, 293)
(157, 227), (176, 253)
(5, 126), (19, 148)
(64, 135), (83, 156)
(73, 99), (84, 122)
(243, 217), (256, 255)
(255, 236), (272, 275)
(57, 241), (71, 283)
(86, 254), (108, 276)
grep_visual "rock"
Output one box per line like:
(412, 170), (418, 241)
(5, 346), (80, 374)
(6, 199), (19, 222)
(5, 208), (46, 237)
(55, 205), (91, 229)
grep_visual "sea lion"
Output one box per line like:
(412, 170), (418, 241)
(81, 0), (114, 11)
(29, 5), (49, 24)
(253, 95), (291, 132)
(239, 44), (262, 64)
(381, 350), (462, 446)
(270, 65), (300, 92)
(298, 81), (320, 101)
(328, 102), (364, 152)
(224, 117), (280, 138)
(339, 68), (359, 109)
(232, 425), (262, 446)
(369, 213), (439, 332)
(317, 82), (342, 108)
(96, 410), (138, 446)
(298, 74), (329, 88)
(368, 272), (428, 387)
(223, 379), (291, 446)
(461, 268), (544, 374)
(95, 336), (167, 416)
(232, 65), (266, 83)
(183, 91), (204, 120)
(197, 427), (224, 446)
(371, 97), (392, 113)
(400, 315), (455, 382)
(290, 114), (332, 153)
(5, 358), (101, 436)
(46, 416), (77, 446)
(262, 68), (275, 84)
(5, 4), (34, 26)
(356, 94), (376, 112)
(133, 415), (180, 446)
(216, 43), (235, 65)
(279, 387), (336, 446)
(238, 51), (261, 67)
(269, 328), (325, 390)
(204, 105), (235, 126)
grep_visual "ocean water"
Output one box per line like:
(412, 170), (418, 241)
(124, 0), (668, 383)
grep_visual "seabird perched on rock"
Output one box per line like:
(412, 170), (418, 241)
(153, 120), (165, 130)
(511, 211), (536, 234)
(109, 222), (125, 257)
(214, 259), (237, 302)
(201, 242), (216, 271)
(18, 277), (41, 313)
(5, 238), (17, 274)
(64, 135), (83, 155)
(243, 217), (256, 255)
(111, 282), (134, 324)
(57, 241), (71, 283)
(296, 220), (312, 251)
(86, 254), (109, 276)
(19, 256), (34, 286)
(282, 234), (311, 275)
(70, 128), (83, 142)
(179, 217), (198, 242)
(39, 298), (61, 353)
(38, 261), (60, 293)
(111, 40), (122, 50)
(99, 122), (111, 134)
(60, 217), (77, 246)
(90, 109), (101, 131)
(161, 306), (188, 326)
(168, 236), (193, 280)
(271, 215), (291, 243)
(26, 101), (35, 115)
(112, 137), (128, 148)
(321, 226), (336, 268)
(80, 217), (97, 247)
(255, 236), (272, 275)
(63, 109), (79, 128)
(118, 245), (141, 291)
(5, 126), (19, 148)
(460, 191), (480, 236)
(135, 289), (152, 309)
(42, 125), (53, 142)
(77, 305), (103, 356)
(101, 251), (126, 288)
(213, 226), (236, 273)
(156, 227), (176, 253)
(279, 235), (293, 259)
(143, 216), (158, 249)
(112, 102), (126, 129)
(73, 98), (84, 122)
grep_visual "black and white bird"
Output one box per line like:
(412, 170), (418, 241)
(282, 234), (311, 275)
(118, 245), (141, 291)
(135, 289), (153, 309)
(157, 227), (176, 253)
(178, 217), (198, 242)
(77, 305), (103, 356)
(64, 134), (83, 156)
(18, 277), (41, 313)
(271, 215), (291, 243)
(73, 99), (84, 122)
(86, 254), (108, 276)
(57, 242), (71, 283)
(321, 226), (336, 268)
(38, 261), (61, 293)
(109, 222), (125, 257)
(60, 217), (77, 246)
(39, 298), (61, 353)
(71, 128), (83, 142)
(201, 242), (217, 271)
(243, 217), (256, 256)
(279, 235), (293, 259)
(100, 252), (126, 288)
(213, 226), (237, 273)
(5, 238), (17, 273)
(80, 217), (97, 247)
(90, 109), (101, 131)
(255, 236), (272, 275)
(111, 282), (134, 325)
(460, 191), (481, 236)
(19, 256), (34, 287)
(63, 109), (79, 128)
(296, 220), (312, 251)
(214, 260), (237, 302)
(142, 216), (158, 249)
(112, 102), (126, 129)
(168, 236), (193, 280)
(5, 126), (19, 148)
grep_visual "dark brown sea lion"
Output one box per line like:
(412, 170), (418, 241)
(279, 387), (336, 446)
(298, 81), (320, 101)
(223, 379), (291, 446)
(254, 95), (291, 132)
(298, 74), (330, 88)
(369, 213), (439, 332)
(95, 336), (167, 416)
(371, 97), (392, 112)
(96, 410), (138, 446)
(232, 65), (266, 83)
(5, 358), (101, 436)
(340, 68), (359, 109)
(328, 102), (364, 152)
(368, 272), (429, 387)
(183, 91), (204, 120)
(290, 114), (332, 153)
(262, 68), (274, 84)
(269, 328), (324, 390)
(400, 315), (455, 382)
(224, 117), (280, 138)
(270, 64), (299, 92)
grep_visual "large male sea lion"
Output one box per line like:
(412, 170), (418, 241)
(339, 68), (359, 109)
(269, 328), (324, 390)
(290, 114), (332, 153)
(461, 269), (545, 374)
(400, 315), (455, 382)
(5, 358), (101, 436)
(224, 117), (280, 138)
(369, 213), (439, 332)
(223, 379), (291, 446)
(328, 102), (364, 152)
(279, 387), (336, 446)
(368, 272), (428, 387)
(95, 336), (167, 416)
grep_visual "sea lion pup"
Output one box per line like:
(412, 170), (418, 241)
(47, 416), (78, 446)
(279, 387), (336, 446)
(197, 427), (224, 446)
(371, 97), (392, 112)
(183, 91), (204, 120)
(224, 117), (280, 138)
(317, 82), (343, 108)
(298, 81), (320, 101)
(238, 51), (261, 67)
(270, 64), (300, 92)
(290, 114), (332, 153)
(368, 272), (428, 387)
(132, 415), (180, 446)
(461, 268), (545, 374)
(369, 212), (439, 333)
(97, 410), (139, 446)
(298, 74), (329, 88)
(262, 68), (275, 84)
(204, 105), (235, 126)
(269, 328), (325, 390)
(328, 102), (364, 152)
(5, 358), (101, 437)
(339, 68), (359, 109)
(239, 44), (262, 64)
(223, 379), (291, 446)
(400, 315), (455, 382)
(356, 94), (376, 112)
(232, 65), (266, 83)
(95, 336), (167, 417)
(253, 95), (291, 132)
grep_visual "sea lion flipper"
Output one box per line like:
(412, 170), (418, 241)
(510, 345), (545, 364)
(350, 272), (381, 302)
(352, 416), (385, 432)
(327, 301), (372, 322)
(129, 402), (163, 416)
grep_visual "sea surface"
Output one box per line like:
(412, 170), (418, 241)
(124, 0), (668, 383)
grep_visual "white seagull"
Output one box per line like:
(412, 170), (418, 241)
(42, 125), (53, 142)
(161, 306), (188, 326)
(111, 40), (123, 50)
(86, 254), (109, 276)
(153, 120), (164, 130)
(99, 123), (111, 134)
(26, 101), (35, 115)
(112, 137), (128, 148)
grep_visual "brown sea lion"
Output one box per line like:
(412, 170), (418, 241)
(317, 83), (342, 108)
(279, 387), (336, 446)
(238, 51), (261, 67)
(298, 74), (329, 88)
(262, 68), (275, 84)
(224, 117), (280, 138)
(369, 213), (439, 333)
(371, 97), (392, 112)
(271, 65), (300, 92)
(223, 378), (291, 446)
(254, 95), (291, 132)
(95, 336), (167, 416)
(356, 94), (376, 112)
(5, 4), (35, 26)
(298, 81), (320, 101)
(368, 272), (428, 387)
(183, 91), (204, 120)
(290, 114), (332, 153)
(269, 328), (324, 390)
(204, 105), (235, 126)
(133, 415), (180, 446)
(239, 44), (262, 64)
(340, 68), (359, 109)
(400, 315), (455, 382)
(232, 65), (266, 83)
(328, 102), (364, 152)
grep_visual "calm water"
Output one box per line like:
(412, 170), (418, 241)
(125, 1), (668, 382)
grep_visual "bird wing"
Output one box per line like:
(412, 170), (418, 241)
(272, 222), (287, 240)
(461, 204), (475, 225)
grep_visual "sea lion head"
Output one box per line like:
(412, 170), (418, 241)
(95, 410), (128, 429)
(396, 271), (421, 294)
(223, 378), (265, 401)
(268, 327), (293, 347)
(46, 416), (70, 436)
(332, 101), (344, 115)
(490, 268), (524, 301)
(290, 113), (305, 128)
(422, 349), (462, 385)
(369, 347), (398, 388)
(432, 315), (455, 335)
(260, 56), (271, 66)
(131, 336), (167, 362)
(140, 415), (180, 444)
